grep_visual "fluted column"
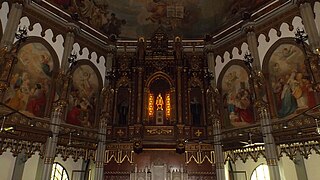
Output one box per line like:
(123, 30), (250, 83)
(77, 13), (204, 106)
(94, 118), (107, 180)
(243, 24), (281, 180)
(41, 106), (63, 179)
(61, 24), (80, 72)
(205, 44), (225, 180)
(0, 2), (23, 49)
(298, 0), (320, 51)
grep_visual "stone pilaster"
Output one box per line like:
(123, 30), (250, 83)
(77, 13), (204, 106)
(213, 119), (225, 180)
(259, 106), (281, 180)
(94, 118), (107, 180)
(61, 23), (80, 72)
(204, 44), (216, 85)
(41, 106), (64, 180)
(242, 22), (261, 69)
(104, 45), (116, 86)
(0, 2), (23, 49)
(298, 1), (320, 51)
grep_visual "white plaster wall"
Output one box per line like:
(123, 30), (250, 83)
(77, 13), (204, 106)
(55, 155), (84, 179)
(257, 16), (304, 68)
(233, 156), (298, 180)
(215, 43), (249, 84)
(315, 2), (320, 35)
(278, 155), (297, 180)
(304, 152), (320, 180)
(17, 17), (65, 66)
(0, 2), (9, 34)
(73, 43), (106, 85)
(0, 149), (16, 180)
(22, 152), (40, 180)
(234, 157), (267, 179)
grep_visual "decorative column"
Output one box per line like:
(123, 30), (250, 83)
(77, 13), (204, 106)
(61, 23), (79, 72)
(243, 24), (281, 180)
(0, 2), (23, 49)
(298, 0), (320, 51)
(260, 106), (281, 180)
(94, 45), (116, 179)
(41, 106), (63, 179)
(244, 23), (261, 68)
(177, 67), (183, 124)
(136, 67), (143, 123)
(94, 117), (108, 180)
(205, 44), (225, 180)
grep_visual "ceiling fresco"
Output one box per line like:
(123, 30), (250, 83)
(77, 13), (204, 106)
(52, 0), (270, 39)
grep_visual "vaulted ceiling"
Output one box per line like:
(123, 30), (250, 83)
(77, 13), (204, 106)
(50, 0), (278, 40)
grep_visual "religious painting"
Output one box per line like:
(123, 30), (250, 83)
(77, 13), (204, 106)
(3, 42), (55, 117)
(267, 43), (316, 118)
(219, 62), (255, 128)
(66, 63), (100, 127)
(50, 0), (272, 39)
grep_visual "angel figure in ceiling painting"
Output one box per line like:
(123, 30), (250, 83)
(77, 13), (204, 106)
(66, 64), (99, 127)
(221, 64), (255, 128)
(268, 44), (316, 118)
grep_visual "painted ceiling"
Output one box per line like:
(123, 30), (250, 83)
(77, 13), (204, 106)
(52, 0), (272, 39)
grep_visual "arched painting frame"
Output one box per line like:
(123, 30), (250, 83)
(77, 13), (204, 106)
(3, 37), (59, 118)
(217, 60), (255, 128)
(262, 38), (317, 118)
(66, 60), (103, 128)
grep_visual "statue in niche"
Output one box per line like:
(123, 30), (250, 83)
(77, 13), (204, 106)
(118, 99), (129, 125)
(190, 96), (202, 126)
(156, 93), (164, 111)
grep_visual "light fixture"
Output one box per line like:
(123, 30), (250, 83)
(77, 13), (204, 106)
(68, 51), (78, 70)
(282, 121), (288, 129)
(316, 48), (320, 55)
(315, 118), (320, 134)
(294, 27), (317, 86)
(297, 128), (303, 135)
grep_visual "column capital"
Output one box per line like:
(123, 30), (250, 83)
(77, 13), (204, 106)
(296, 0), (312, 6)
(241, 21), (256, 34)
(204, 44), (215, 53)
(266, 158), (279, 166)
(105, 45), (117, 54)
(66, 23), (80, 35)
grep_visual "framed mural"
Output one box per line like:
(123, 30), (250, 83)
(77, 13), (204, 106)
(264, 39), (317, 118)
(218, 60), (255, 128)
(3, 38), (58, 118)
(66, 61), (102, 128)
